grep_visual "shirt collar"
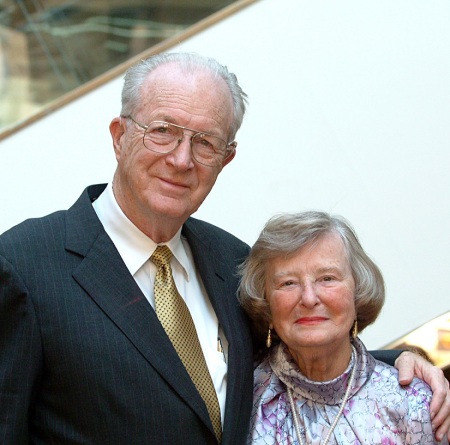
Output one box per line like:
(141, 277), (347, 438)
(93, 183), (190, 279)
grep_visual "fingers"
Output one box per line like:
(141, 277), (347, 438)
(394, 351), (415, 385)
(429, 373), (448, 419)
(395, 350), (450, 441)
(434, 412), (450, 443)
(430, 377), (450, 442)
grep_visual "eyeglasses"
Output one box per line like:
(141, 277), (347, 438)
(123, 115), (237, 167)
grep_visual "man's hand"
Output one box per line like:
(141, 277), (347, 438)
(395, 350), (450, 442)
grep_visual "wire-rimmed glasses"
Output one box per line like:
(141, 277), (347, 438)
(123, 115), (236, 167)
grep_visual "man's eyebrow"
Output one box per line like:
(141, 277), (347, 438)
(155, 115), (218, 136)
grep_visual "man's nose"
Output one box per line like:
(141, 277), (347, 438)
(167, 133), (194, 168)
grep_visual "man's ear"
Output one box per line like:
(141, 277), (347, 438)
(221, 143), (237, 168)
(109, 117), (126, 161)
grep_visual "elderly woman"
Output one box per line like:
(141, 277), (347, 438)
(239, 211), (446, 444)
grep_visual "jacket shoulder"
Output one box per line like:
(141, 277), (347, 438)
(184, 217), (249, 255)
(185, 217), (248, 246)
(0, 184), (106, 261)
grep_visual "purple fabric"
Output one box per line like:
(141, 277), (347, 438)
(248, 338), (444, 444)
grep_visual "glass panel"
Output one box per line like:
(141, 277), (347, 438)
(384, 311), (450, 370)
(0, 0), (235, 133)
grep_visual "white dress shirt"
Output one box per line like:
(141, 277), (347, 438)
(93, 183), (227, 425)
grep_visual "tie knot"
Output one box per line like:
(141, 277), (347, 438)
(151, 245), (173, 268)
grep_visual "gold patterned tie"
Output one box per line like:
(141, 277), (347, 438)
(151, 246), (222, 443)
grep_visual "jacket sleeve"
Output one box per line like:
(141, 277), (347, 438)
(369, 349), (403, 366)
(0, 254), (42, 445)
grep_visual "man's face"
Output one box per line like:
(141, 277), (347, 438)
(110, 63), (236, 239)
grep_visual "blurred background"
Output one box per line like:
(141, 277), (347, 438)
(1, 0), (449, 378)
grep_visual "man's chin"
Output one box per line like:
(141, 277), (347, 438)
(151, 199), (192, 222)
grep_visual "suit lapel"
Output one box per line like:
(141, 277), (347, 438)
(183, 219), (252, 444)
(64, 185), (214, 435)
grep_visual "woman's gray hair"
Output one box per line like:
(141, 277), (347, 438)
(120, 52), (248, 140)
(238, 211), (385, 345)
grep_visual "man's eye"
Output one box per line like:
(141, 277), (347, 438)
(153, 125), (172, 134)
(194, 135), (215, 149)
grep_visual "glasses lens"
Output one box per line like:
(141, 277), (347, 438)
(192, 134), (227, 167)
(143, 122), (180, 153)
(142, 121), (230, 167)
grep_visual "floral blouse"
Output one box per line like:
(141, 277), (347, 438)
(248, 338), (445, 444)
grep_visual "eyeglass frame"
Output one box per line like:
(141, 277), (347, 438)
(122, 115), (237, 167)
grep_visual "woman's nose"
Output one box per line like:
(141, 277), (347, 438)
(300, 282), (319, 307)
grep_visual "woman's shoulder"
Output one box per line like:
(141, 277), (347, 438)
(254, 355), (279, 388)
(253, 355), (286, 402)
(367, 359), (433, 410)
(373, 359), (432, 391)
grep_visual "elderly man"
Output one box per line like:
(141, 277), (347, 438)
(1, 52), (449, 444)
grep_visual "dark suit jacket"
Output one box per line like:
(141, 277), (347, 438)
(0, 184), (254, 445)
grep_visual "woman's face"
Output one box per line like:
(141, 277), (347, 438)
(265, 232), (356, 357)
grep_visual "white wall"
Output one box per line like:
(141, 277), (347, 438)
(1, 0), (449, 349)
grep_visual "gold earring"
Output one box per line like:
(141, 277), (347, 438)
(266, 324), (273, 348)
(352, 319), (358, 339)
